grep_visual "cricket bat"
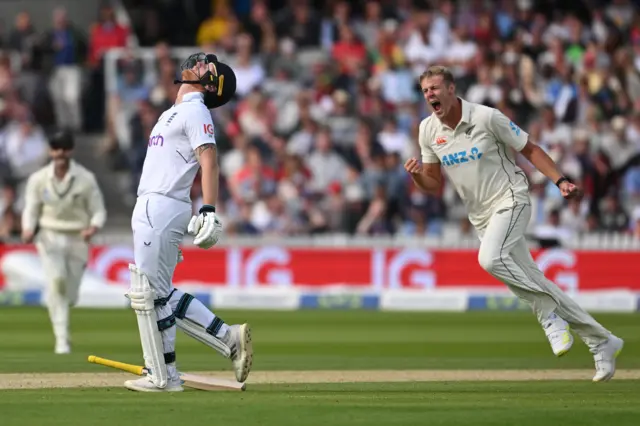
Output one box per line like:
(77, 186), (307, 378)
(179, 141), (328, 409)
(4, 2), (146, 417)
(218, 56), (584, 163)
(88, 355), (246, 391)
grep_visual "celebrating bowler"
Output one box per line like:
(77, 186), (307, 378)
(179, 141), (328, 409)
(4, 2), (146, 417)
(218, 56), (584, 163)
(406, 65), (623, 382)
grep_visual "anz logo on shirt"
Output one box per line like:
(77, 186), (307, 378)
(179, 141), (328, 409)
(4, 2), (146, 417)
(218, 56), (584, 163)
(441, 147), (483, 167)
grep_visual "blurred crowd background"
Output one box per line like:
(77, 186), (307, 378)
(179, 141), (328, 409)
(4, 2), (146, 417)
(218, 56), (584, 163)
(1, 0), (640, 245)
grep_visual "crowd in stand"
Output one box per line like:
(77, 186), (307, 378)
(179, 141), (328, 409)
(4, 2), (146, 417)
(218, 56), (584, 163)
(0, 3), (130, 241)
(2, 0), (640, 243)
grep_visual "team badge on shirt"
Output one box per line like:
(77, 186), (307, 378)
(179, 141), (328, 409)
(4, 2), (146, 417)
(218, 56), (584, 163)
(464, 125), (475, 138)
(435, 136), (447, 145)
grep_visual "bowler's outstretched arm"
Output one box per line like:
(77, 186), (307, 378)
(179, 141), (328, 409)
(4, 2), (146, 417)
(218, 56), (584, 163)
(518, 141), (563, 184)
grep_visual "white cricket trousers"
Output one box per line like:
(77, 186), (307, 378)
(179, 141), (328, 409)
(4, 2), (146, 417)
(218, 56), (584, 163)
(35, 228), (89, 345)
(477, 203), (611, 350)
(131, 194), (191, 298)
(131, 194), (232, 377)
(131, 193), (191, 373)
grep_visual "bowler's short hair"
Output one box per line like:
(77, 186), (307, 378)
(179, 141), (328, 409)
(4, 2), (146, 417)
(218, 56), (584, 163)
(419, 66), (455, 86)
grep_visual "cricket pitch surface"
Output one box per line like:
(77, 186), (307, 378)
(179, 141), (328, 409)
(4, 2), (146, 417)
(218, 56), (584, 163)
(2, 369), (640, 390)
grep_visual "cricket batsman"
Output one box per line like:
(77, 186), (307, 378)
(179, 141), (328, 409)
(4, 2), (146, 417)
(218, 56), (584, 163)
(21, 130), (107, 354)
(124, 52), (252, 393)
(406, 65), (624, 382)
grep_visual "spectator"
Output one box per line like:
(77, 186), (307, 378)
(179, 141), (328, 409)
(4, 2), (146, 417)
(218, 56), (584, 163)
(377, 117), (412, 159)
(196, 0), (236, 47)
(4, 1), (639, 242)
(106, 55), (150, 153)
(331, 25), (367, 80)
(95, 1), (640, 241)
(240, 1), (272, 53)
(7, 11), (46, 109)
(307, 127), (347, 194)
(45, 7), (87, 132)
(356, 183), (391, 235)
(88, 4), (129, 68)
(275, 1), (321, 48)
(230, 33), (265, 98)
(236, 88), (276, 138)
(86, 3), (129, 133)
(229, 144), (276, 204)
(534, 209), (574, 248)
(599, 193), (630, 232)
(0, 103), (48, 183)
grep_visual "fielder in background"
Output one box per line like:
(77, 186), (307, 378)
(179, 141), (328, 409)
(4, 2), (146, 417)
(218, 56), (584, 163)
(21, 130), (107, 354)
(125, 52), (252, 393)
(406, 65), (624, 382)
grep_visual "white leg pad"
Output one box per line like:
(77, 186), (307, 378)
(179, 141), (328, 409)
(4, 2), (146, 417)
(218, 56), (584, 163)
(176, 318), (231, 358)
(127, 264), (168, 389)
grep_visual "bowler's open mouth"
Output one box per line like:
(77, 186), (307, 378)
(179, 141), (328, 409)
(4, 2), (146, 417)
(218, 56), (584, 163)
(431, 101), (442, 112)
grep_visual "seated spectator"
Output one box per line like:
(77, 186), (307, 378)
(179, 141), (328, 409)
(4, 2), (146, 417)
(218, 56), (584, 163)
(0, 104), (48, 183)
(534, 209), (574, 248)
(230, 33), (265, 98)
(307, 127), (347, 194)
(107, 57), (151, 152)
(229, 144), (276, 204)
(236, 88), (276, 139)
(377, 117), (412, 160)
(196, 0), (236, 46)
(599, 193), (630, 232)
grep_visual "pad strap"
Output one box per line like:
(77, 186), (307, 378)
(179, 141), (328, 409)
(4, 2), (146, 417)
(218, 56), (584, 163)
(157, 314), (176, 331)
(206, 317), (225, 336)
(154, 289), (177, 307)
(174, 293), (195, 320)
(164, 352), (176, 364)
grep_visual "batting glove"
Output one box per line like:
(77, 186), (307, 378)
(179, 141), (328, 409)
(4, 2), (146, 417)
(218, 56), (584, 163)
(187, 205), (222, 249)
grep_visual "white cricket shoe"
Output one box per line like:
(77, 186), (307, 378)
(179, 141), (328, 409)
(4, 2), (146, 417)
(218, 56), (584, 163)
(542, 312), (573, 357)
(592, 335), (624, 382)
(124, 375), (184, 392)
(225, 323), (253, 382)
(55, 339), (71, 355)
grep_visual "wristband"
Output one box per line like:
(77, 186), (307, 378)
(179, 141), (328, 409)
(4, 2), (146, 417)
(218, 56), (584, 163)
(199, 205), (216, 214)
(555, 176), (569, 187)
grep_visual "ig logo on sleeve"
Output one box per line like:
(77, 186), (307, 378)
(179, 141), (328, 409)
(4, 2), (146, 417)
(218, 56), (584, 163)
(203, 124), (214, 138)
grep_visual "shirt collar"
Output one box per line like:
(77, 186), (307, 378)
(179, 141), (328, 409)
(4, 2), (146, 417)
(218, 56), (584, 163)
(181, 92), (205, 103)
(460, 97), (472, 124)
(435, 97), (472, 130)
(47, 159), (78, 180)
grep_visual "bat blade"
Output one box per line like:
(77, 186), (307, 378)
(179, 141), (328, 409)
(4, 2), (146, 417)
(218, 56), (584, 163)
(180, 373), (246, 391)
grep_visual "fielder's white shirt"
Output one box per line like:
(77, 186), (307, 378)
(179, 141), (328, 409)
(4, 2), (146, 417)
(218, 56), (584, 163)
(137, 92), (216, 203)
(419, 98), (530, 230)
(22, 160), (107, 233)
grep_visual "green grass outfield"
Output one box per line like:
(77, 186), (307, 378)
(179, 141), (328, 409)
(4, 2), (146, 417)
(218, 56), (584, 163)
(0, 308), (639, 425)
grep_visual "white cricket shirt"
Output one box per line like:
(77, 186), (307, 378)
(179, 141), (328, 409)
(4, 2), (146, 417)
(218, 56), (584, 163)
(137, 92), (216, 203)
(22, 160), (107, 233)
(419, 98), (530, 230)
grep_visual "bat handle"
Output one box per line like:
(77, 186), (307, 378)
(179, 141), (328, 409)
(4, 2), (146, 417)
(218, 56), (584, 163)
(88, 355), (147, 376)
